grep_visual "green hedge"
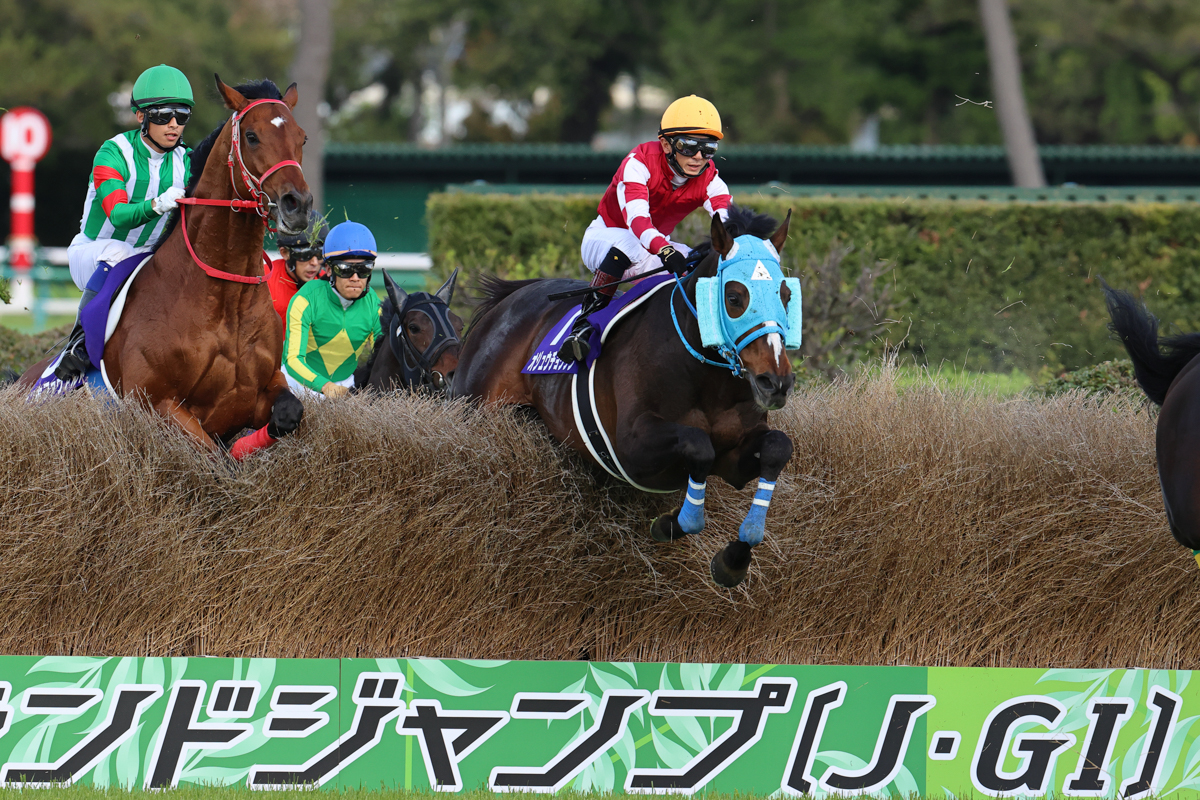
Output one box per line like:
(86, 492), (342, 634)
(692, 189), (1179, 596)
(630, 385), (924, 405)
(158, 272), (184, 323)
(426, 193), (1200, 372)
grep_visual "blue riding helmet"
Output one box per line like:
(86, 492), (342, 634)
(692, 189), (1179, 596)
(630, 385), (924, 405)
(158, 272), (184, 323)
(324, 221), (377, 260)
(694, 235), (802, 358)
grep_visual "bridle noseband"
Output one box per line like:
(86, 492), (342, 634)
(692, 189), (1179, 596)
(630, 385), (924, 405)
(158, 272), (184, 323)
(390, 292), (460, 390)
(175, 98), (306, 285)
(227, 98), (304, 219)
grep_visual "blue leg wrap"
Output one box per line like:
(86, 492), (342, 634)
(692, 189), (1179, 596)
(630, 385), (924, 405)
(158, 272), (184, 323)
(738, 479), (776, 546)
(675, 478), (707, 534)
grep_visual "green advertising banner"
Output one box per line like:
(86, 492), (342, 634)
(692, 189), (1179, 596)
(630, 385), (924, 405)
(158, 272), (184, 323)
(0, 656), (1194, 797)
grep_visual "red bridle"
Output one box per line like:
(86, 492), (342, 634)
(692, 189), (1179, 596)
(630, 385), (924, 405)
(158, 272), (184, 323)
(176, 98), (306, 285)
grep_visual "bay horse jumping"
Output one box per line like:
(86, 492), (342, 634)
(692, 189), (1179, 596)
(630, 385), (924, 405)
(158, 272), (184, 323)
(21, 77), (311, 458)
(355, 269), (464, 393)
(453, 206), (798, 587)
(1105, 282), (1200, 562)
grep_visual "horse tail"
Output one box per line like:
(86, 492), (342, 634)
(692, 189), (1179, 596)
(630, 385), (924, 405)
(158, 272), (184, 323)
(1103, 280), (1200, 405)
(0, 369), (18, 387)
(469, 274), (546, 330)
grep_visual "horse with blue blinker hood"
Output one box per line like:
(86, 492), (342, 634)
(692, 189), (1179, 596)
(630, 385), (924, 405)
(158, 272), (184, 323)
(454, 206), (800, 587)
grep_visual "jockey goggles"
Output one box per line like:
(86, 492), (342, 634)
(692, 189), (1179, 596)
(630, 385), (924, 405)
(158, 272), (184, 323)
(327, 259), (375, 279)
(287, 245), (324, 263)
(144, 105), (192, 125)
(670, 136), (719, 159)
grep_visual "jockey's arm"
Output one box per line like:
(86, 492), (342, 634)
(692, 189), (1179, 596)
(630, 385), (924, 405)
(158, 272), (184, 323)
(283, 293), (331, 392)
(703, 175), (732, 223)
(91, 142), (166, 230)
(617, 157), (673, 256)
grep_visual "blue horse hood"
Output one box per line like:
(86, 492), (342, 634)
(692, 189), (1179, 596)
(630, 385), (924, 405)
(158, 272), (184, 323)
(695, 235), (802, 356)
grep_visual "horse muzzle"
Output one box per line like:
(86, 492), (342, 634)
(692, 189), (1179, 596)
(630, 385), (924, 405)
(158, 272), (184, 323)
(751, 371), (794, 411)
(275, 188), (313, 235)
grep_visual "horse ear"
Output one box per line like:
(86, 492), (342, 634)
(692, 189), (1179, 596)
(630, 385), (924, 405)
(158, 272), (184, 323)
(770, 209), (792, 255)
(282, 82), (299, 110)
(383, 269), (407, 312)
(711, 212), (734, 258)
(435, 267), (459, 305)
(214, 75), (248, 112)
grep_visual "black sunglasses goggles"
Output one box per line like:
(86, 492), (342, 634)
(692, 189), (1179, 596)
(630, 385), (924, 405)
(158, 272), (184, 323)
(671, 136), (718, 158)
(327, 259), (375, 279)
(143, 105), (193, 126)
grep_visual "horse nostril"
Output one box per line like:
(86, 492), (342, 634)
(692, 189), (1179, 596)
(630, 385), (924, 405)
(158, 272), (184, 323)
(755, 374), (778, 393)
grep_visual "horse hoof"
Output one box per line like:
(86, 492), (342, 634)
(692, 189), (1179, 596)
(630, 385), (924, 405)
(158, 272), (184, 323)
(267, 390), (304, 438)
(710, 541), (752, 588)
(651, 511), (688, 542)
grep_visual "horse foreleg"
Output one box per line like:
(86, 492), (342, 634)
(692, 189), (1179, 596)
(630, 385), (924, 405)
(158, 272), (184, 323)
(155, 398), (219, 452)
(733, 429), (793, 545)
(230, 372), (304, 462)
(711, 429), (794, 589)
(622, 414), (715, 542)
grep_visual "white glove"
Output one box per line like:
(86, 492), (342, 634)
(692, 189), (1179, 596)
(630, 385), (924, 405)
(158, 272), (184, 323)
(152, 186), (186, 215)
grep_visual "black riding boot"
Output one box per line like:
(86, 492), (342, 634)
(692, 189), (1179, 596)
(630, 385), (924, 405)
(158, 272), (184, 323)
(558, 271), (621, 364)
(53, 288), (98, 382)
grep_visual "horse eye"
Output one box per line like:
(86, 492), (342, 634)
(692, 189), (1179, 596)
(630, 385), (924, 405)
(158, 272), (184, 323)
(246, 131), (258, 145)
(726, 293), (742, 306)
(408, 324), (421, 334)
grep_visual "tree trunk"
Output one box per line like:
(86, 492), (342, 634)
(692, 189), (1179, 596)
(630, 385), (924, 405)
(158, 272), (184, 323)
(978, 0), (1045, 187)
(290, 0), (332, 210)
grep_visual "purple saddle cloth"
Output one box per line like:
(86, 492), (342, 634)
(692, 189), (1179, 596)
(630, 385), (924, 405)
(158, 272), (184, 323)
(81, 252), (151, 369)
(29, 252), (149, 397)
(523, 274), (673, 375)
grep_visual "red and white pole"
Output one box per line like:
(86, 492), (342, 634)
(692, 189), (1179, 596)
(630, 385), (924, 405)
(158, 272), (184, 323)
(1, 108), (52, 310)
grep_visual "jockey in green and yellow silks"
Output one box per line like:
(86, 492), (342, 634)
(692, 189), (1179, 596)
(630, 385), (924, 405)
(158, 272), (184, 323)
(55, 64), (195, 382)
(283, 222), (383, 399)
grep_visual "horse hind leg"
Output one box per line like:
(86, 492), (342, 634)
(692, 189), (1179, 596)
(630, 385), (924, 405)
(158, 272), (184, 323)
(637, 423), (715, 543)
(711, 429), (794, 588)
(155, 398), (220, 453)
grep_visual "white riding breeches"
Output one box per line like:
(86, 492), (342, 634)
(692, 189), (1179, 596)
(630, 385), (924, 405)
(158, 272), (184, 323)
(67, 234), (152, 290)
(579, 216), (691, 280)
(283, 368), (355, 400)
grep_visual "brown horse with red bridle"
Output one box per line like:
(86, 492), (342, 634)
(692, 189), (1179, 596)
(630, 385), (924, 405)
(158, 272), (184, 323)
(20, 77), (311, 458)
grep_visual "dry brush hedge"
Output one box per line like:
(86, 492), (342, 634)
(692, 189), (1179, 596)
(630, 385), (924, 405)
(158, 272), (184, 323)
(0, 373), (1191, 668)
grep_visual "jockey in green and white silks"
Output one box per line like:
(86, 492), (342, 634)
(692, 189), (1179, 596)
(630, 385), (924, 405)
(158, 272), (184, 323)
(56, 64), (194, 382)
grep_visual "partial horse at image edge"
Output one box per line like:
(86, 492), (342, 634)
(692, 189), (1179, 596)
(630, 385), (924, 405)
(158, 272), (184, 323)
(1104, 281), (1200, 557)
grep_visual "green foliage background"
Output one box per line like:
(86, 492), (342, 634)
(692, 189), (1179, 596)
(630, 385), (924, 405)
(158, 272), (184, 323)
(427, 192), (1200, 373)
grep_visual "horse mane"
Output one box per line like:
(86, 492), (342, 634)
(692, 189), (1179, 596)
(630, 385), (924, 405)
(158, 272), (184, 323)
(156, 79), (285, 250)
(356, 297), (396, 385)
(467, 274), (546, 333)
(689, 204), (779, 262)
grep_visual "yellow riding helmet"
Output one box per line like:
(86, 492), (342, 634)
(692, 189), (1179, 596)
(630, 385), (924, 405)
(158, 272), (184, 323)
(659, 95), (723, 140)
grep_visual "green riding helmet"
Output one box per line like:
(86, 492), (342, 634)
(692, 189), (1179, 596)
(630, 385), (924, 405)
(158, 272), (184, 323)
(130, 64), (194, 111)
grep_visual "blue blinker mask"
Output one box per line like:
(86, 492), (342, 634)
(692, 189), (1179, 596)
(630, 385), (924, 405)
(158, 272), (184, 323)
(694, 235), (802, 359)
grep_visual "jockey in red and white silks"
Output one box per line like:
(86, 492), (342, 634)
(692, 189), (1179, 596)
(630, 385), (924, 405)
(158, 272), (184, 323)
(585, 140), (731, 277)
(559, 95), (732, 364)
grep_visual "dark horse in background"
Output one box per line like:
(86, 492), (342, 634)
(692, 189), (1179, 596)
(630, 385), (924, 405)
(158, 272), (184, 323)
(454, 206), (797, 587)
(355, 269), (464, 392)
(20, 77), (310, 457)
(1106, 283), (1200, 562)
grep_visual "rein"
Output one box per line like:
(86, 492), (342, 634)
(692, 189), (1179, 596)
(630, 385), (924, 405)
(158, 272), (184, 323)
(174, 98), (305, 285)
(670, 276), (745, 378)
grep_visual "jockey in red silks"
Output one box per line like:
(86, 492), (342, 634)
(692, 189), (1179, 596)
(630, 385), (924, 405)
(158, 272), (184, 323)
(267, 212), (328, 339)
(557, 95), (732, 363)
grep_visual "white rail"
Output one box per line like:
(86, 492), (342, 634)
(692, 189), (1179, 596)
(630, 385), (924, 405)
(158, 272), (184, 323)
(0, 248), (432, 318)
